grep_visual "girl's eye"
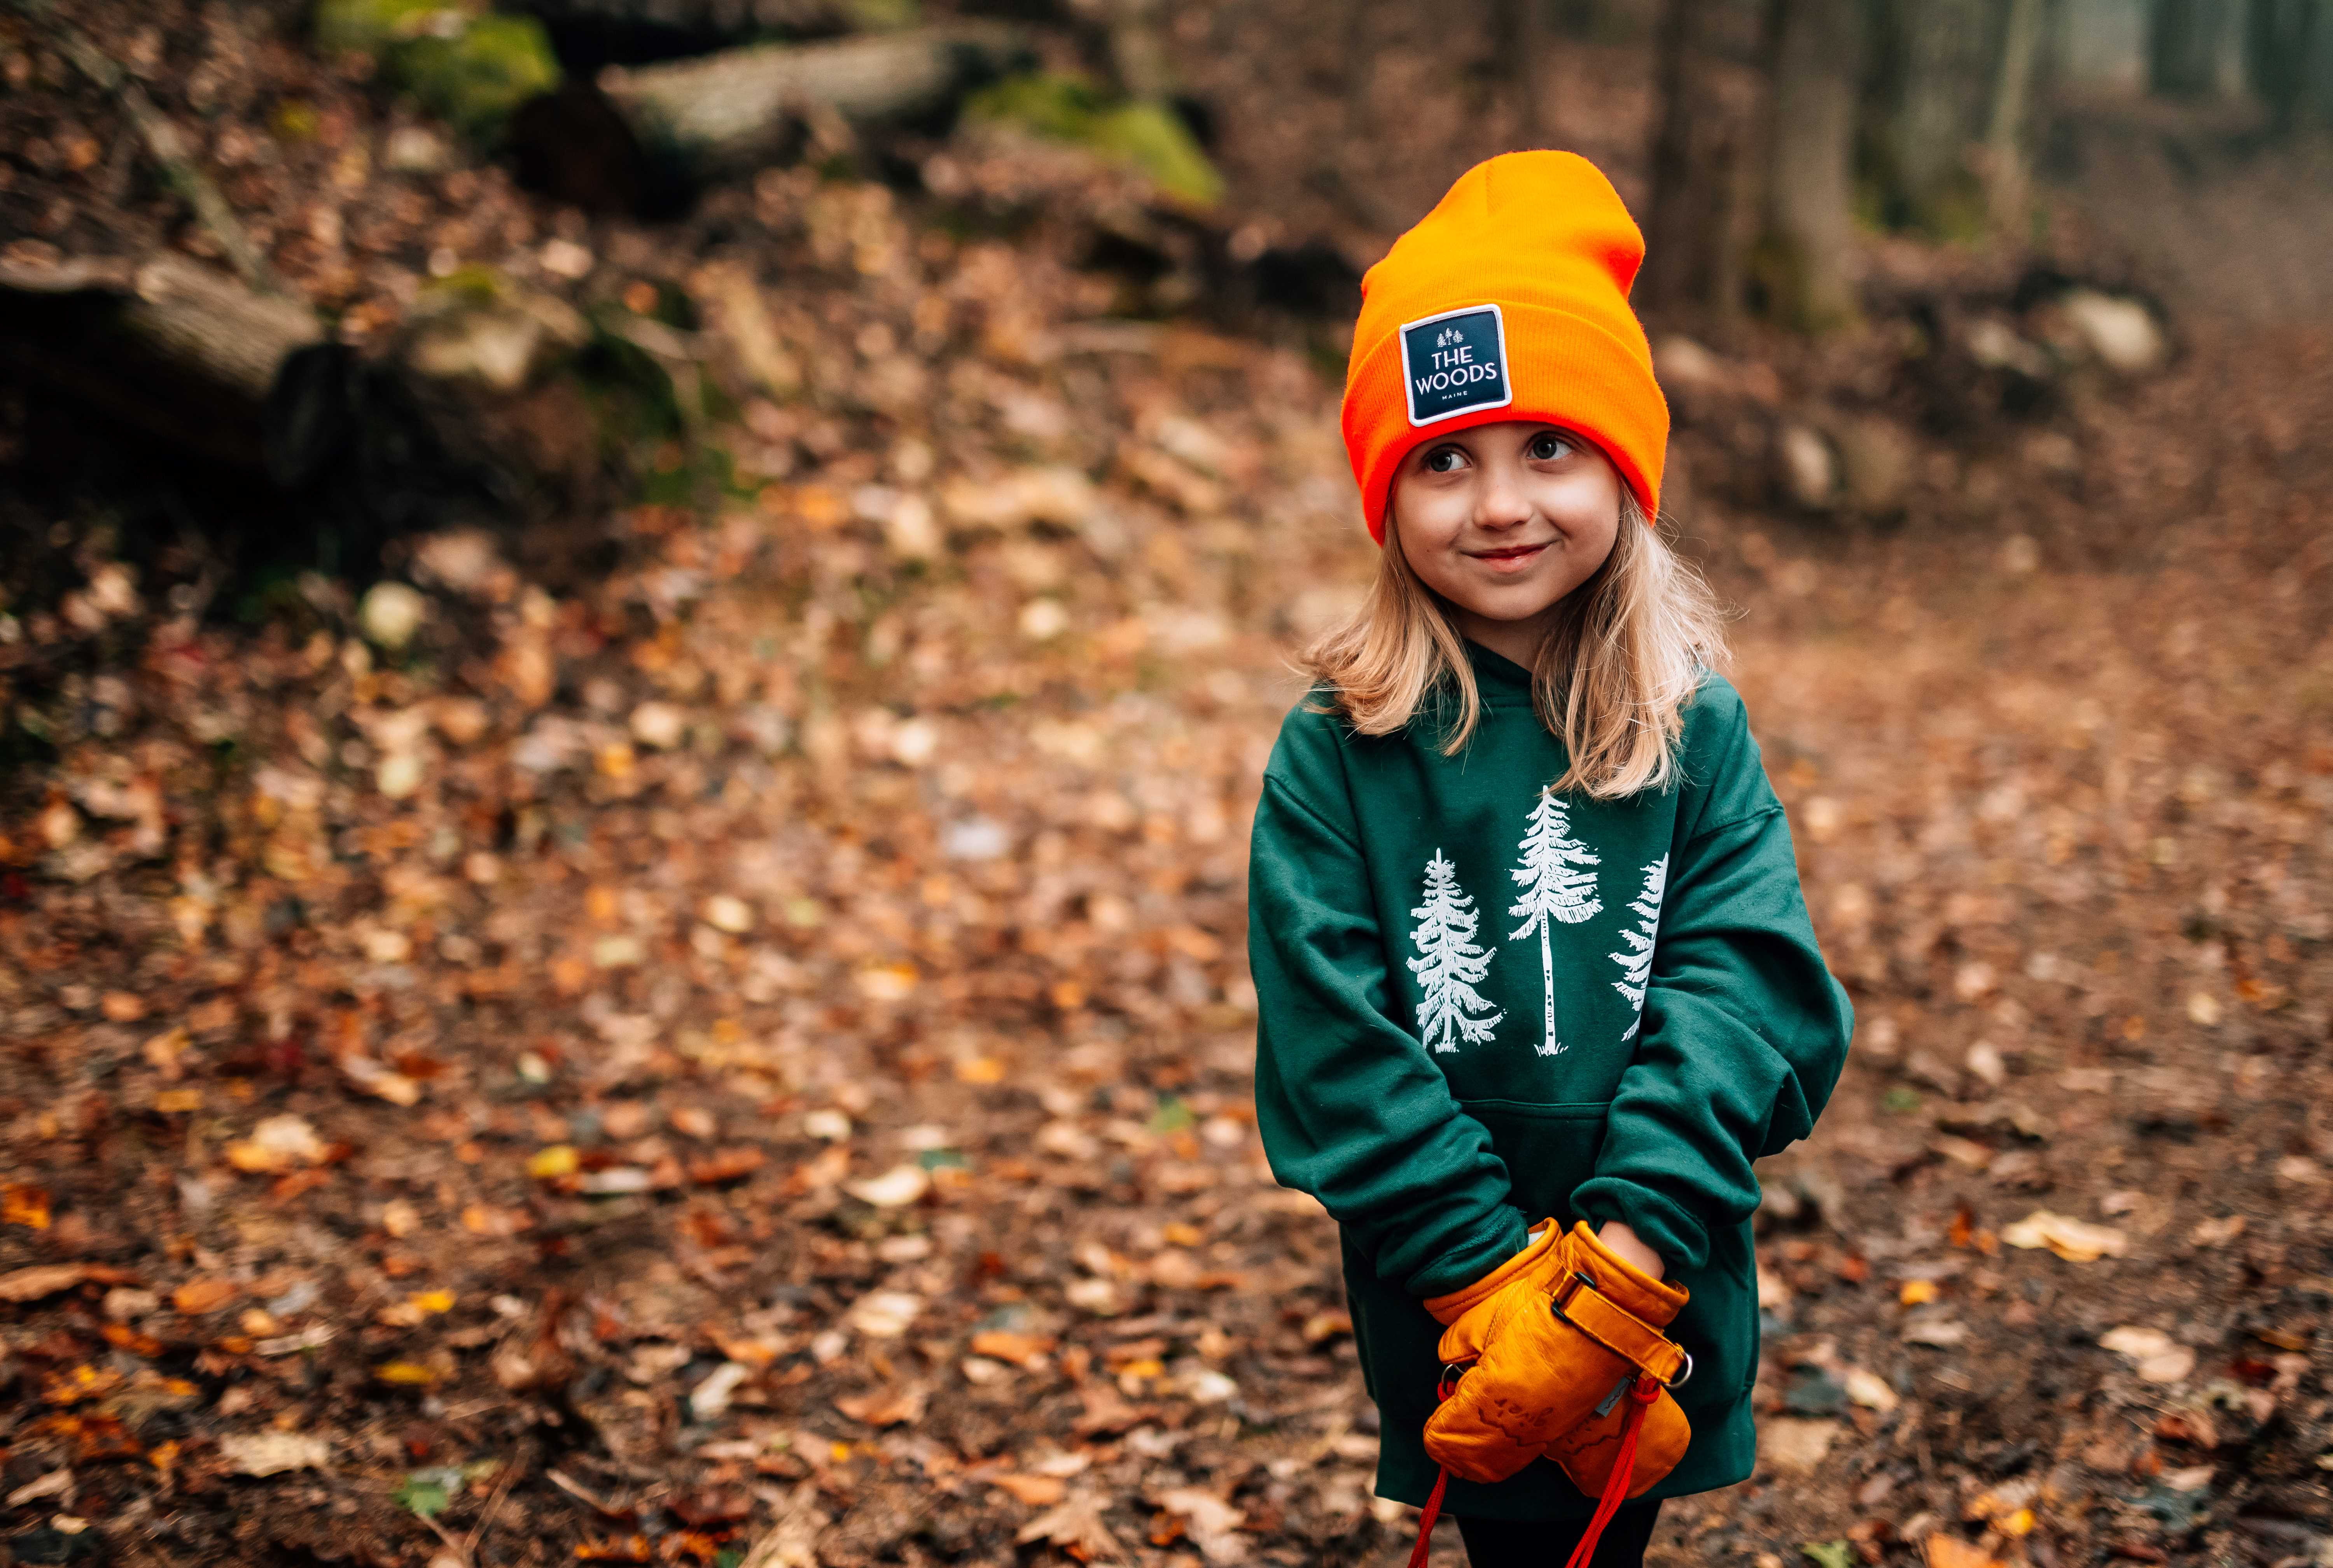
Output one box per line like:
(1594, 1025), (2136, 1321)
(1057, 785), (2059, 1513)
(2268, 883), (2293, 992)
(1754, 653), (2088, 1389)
(1423, 446), (1469, 474)
(1529, 432), (1573, 461)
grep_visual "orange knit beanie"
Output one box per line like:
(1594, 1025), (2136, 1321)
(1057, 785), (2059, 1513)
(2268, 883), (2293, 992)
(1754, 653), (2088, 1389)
(1341, 151), (1669, 546)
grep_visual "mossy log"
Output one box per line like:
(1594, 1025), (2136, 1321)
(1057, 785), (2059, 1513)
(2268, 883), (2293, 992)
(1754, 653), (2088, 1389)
(315, 0), (563, 141)
(507, 22), (1033, 212)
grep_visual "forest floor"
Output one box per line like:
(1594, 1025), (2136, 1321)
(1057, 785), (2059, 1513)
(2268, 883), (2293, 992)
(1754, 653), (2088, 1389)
(2, 3), (2332, 1568)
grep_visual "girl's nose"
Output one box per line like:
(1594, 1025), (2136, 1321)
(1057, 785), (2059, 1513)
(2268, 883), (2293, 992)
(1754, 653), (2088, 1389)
(1474, 463), (1534, 530)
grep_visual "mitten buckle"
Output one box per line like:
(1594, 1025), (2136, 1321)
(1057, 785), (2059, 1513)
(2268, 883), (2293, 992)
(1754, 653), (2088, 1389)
(1548, 1270), (1695, 1389)
(1548, 1269), (1599, 1318)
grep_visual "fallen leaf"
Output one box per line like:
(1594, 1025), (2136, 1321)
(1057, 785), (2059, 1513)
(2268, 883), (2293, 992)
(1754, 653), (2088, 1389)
(690, 1361), (752, 1421)
(224, 1114), (328, 1174)
(0, 1263), (89, 1302)
(1923, 1537), (2004, 1568)
(702, 895), (755, 933)
(1151, 1486), (1248, 1563)
(1759, 1418), (1841, 1473)
(688, 1147), (767, 1185)
(969, 1330), (1056, 1366)
(217, 1431), (329, 1476)
(2188, 1214), (2245, 1247)
(844, 1291), (922, 1339)
(1844, 1367), (1900, 1412)
(171, 1278), (238, 1315)
(2001, 1209), (2127, 1261)
(1902, 1318), (1968, 1347)
(1065, 1276), (1122, 1315)
(2099, 1325), (2196, 1383)
(4, 1182), (53, 1229)
(101, 1321), (165, 1356)
(834, 1385), (927, 1427)
(843, 1164), (930, 1208)
(1016, 1492), (1121, 1560)
(992, 1473), (1068, 1507)
(340, 1054), (421, 1107)
(1300, 1309), (1352, 1345)
(5, 1469), (73, 1507)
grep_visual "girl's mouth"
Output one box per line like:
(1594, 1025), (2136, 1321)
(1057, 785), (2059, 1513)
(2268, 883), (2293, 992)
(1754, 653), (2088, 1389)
(1471, 544), (1547, 572)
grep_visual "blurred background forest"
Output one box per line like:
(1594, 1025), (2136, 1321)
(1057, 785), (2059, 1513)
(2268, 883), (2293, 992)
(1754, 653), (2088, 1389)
(0, 0), (2330, 1566)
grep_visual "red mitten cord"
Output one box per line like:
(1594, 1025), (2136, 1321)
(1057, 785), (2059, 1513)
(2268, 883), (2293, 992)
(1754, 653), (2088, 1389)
(1561, 1376), (1660, 1568)
(1407, 1372), (1658, 1568)
(1406, 1365), (1465, 1568)
(1404, 1466), (1452, 1568)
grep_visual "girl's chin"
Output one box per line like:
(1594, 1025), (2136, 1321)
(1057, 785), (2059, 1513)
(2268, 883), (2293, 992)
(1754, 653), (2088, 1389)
(1451, 591), (1563, 624)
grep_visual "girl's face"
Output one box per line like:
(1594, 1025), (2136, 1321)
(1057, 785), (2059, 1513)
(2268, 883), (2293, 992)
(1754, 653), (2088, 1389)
(1389, 421), (1623, 654)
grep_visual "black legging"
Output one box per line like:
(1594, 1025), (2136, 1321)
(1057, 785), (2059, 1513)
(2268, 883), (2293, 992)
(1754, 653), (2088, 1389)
(1453, 1500), (1663, 1566)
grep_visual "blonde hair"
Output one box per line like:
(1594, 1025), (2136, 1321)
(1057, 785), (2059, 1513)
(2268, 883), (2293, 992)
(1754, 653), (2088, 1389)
(1298, 490), (1730, 799)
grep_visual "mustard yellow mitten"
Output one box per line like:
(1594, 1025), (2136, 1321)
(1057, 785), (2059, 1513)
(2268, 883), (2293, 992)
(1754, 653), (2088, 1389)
(1419, 1222), (1690, 1486)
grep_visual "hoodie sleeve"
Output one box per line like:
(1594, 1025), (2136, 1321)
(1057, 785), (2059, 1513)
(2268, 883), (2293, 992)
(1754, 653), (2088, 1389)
(1571, 684), (1854, 1275)
(1248, 720), (1533, 1300)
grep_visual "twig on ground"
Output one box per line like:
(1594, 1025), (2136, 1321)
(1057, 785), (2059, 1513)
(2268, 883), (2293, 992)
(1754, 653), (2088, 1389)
(8, 0), (286, 294)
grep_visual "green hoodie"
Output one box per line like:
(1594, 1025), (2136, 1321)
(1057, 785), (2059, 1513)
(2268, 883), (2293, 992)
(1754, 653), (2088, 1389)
(1248, 640), (1851, 1519)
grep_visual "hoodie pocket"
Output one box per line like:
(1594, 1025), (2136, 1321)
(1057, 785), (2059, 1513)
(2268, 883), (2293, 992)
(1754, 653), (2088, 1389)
(1456, 1098), (1608, 1223)
(1456, 1097), (1756, 1426)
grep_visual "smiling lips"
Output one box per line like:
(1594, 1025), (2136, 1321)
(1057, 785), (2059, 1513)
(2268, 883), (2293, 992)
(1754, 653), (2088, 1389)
(1470, 543), (1548, 570)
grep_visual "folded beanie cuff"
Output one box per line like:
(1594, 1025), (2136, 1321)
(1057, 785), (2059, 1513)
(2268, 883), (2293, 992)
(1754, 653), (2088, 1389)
(1343, 298), (1667, 545)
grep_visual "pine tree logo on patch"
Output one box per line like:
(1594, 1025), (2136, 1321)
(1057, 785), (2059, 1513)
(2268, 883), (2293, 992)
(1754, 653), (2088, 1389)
(1400, 304), (1511, 427)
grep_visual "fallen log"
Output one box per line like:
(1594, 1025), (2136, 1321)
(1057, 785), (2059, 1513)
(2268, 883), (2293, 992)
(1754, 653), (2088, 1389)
(507, 21), (1034, 213)
(0, 253), (336, 477)
(0, 252), (624, 566)
(502, 0), (919, 72)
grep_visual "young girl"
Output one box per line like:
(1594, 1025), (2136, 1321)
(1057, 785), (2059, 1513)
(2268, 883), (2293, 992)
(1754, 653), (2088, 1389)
(1249, 152), (1852, 1567)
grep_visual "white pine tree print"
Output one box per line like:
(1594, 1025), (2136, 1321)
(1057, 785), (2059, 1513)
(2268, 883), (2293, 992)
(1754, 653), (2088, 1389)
(1608, 856), (1669, 1040)
(1507, 790), (1604, 1057)
(1408, 850), (1504, 1053)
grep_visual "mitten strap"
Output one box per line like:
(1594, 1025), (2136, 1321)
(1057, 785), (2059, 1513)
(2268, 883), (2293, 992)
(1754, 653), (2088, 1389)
(1551, 1270), (1691, 1386)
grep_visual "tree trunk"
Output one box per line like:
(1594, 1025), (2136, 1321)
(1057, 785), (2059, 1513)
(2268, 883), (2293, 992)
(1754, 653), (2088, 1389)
(1488, 0), (1553, 143)
(1096, 0), (1175, 103)
(1876, 0), (2003, 234)
(1758, 0), (1864, 331)
(2148, 0), (2242, 95)
(2250, 0), (2333, 131)
(1640, 0), (1721, 315)
(1983, 0), (2048, 230)
(507, 23), (1034, 213)
(2246, 0), (2307, 130)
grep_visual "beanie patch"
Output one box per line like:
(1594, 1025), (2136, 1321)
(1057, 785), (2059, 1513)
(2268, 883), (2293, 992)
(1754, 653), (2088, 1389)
(1399, 304), (1511, 427)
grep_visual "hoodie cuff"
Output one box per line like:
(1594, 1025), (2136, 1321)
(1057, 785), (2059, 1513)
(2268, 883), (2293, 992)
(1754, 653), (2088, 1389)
(1405, 1204), (1536, 1301)
(1571, 1178), (1712, 1277)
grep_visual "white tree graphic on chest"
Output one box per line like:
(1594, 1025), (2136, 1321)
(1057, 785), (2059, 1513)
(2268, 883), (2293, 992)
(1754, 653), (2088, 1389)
(1506, 789), (1603, 1057)
(1609, 856), (1669, 1041)
(1407, 850), (1503, 1052)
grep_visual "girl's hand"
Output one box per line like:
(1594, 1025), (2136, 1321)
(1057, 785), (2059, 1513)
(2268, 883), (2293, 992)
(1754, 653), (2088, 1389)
(1596, 1220), (1665, 1281)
